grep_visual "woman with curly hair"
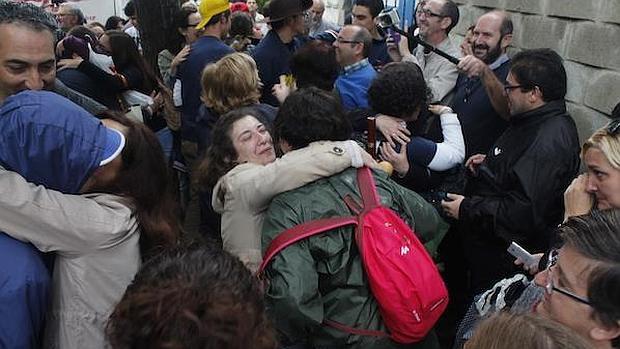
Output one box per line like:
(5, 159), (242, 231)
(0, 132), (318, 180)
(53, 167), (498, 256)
(107, 246), (278, 349)
(368, 62), (465, 193)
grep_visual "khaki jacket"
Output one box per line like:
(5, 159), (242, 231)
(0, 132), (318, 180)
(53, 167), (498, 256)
(0, 166), (140, 349)
(212, 141), (363, 272)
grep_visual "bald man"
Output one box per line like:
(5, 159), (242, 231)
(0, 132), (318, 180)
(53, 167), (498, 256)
(309, 0), (338, 36)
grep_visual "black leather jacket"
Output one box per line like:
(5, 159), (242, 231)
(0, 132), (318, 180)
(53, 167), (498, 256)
(459, 100), (580, 253)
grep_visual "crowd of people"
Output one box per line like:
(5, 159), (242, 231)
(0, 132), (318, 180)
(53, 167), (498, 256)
(0, 0), (618, 348)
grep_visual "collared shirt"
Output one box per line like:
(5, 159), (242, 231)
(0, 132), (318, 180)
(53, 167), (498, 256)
(489, 53), (510, 70)
(343, 58), (371, 75)
(335, 58), (376, 111)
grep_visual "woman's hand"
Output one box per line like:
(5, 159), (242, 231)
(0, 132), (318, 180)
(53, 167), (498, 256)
(272, 83), (291, 104)
(465, 153), (486, 175)
(170, 45), (190, 74)
(361, 150), (379, 170)
(57, 54), (84, 71)
(563, 174), (594, 220)
(428, 104), (453, 115)
(376, 114), (410, 147)
(380, 138), (409, 176)
(55, 39), (66, 57)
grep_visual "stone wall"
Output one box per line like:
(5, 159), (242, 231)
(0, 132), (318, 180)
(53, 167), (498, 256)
(453, 0), (620, 143)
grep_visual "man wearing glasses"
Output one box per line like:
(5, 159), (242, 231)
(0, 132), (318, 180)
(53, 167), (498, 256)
(333, 25), (375, 112)
(389, 0), (460, 103)
(55, 3), (85, 33)
(442, 48), (580, 297)
(534, 211), (620, 348)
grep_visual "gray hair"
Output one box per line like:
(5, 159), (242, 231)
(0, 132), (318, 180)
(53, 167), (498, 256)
(0, 0), (58, 32)
(60, 3), (86, 25)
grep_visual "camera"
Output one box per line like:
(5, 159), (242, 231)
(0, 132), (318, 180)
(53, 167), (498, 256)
(377, 7), (401, 29)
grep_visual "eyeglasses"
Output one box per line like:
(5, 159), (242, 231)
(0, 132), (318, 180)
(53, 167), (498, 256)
(544, 249), (592, 306)
(606, 118), (620, 135)
(503, 83), (523, 93)
(336, 38), (361, 44)
(416, 8), (444, 18)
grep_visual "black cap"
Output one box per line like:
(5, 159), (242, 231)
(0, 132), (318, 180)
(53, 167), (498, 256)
(266, 0), (312, 23)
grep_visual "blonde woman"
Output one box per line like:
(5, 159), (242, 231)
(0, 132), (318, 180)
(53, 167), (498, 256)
(564, 103), (620, 219)
(196, 52), (276, 154)
(195, 52), (279, 241)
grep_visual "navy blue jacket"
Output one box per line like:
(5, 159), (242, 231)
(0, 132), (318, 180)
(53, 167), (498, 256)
(368, 36), (392, 70)
(450, 58), (511, 158)
(178, 36), (233, 141)
(252, 30), (305, 106)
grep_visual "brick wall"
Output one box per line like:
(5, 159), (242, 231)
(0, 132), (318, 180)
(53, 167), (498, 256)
(453, 0), (620, 143)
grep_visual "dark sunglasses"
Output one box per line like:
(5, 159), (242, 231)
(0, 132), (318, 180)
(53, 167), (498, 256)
(415, 8), (444, 18)
(606, 118), (620, 135)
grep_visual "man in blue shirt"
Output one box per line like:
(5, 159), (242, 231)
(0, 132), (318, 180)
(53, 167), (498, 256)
(252, 0), (312, 106)
(177, 0), (233, 143)
(333, 25), (376, 112)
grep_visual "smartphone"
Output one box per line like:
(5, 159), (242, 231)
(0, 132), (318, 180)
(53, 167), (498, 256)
(507, 242), (536, 267)
(387, 28), (400, 44)
(436, 191), (452, 202)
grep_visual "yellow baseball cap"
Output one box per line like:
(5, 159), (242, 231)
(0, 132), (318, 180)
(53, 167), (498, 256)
(196, 0), (230, 30)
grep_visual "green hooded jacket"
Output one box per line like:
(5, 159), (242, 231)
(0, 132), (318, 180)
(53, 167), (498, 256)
(261, 168), (449, 348)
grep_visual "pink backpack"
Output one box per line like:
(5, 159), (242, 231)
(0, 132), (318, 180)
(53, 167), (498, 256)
(258, 167), (448, 343)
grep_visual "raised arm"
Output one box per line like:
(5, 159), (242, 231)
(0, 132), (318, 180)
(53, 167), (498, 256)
(231, 140), (369, 213)
(427, 105), (465, 171)
(0, 166), (136, 256)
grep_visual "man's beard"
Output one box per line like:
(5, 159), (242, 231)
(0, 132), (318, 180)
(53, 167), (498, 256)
(474, 39), (502, 64)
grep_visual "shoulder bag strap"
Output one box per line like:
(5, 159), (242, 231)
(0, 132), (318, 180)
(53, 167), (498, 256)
(257, 215), (358, 276)
(357, 167), (381, 210)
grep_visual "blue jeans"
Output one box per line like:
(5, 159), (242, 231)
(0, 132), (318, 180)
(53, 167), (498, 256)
(156, 127), (173, 162)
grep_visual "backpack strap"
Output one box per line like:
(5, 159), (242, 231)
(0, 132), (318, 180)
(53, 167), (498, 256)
(323, 319), (388, 338)
(357, 167), (381, 210)
(258, 215), (358, 276)
(344, 194), (363, 215)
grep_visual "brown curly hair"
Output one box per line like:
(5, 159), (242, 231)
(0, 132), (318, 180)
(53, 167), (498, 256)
(106, 245), (278, 349)
(193, 106), (270, 192)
